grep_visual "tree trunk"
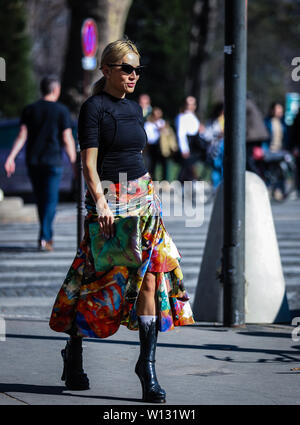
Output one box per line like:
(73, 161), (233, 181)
(61, 0), (133, 115)
(185, 0), (218, 117)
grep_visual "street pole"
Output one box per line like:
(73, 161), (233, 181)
(77, 18), (98, 249)
(222, 0), (247, 326)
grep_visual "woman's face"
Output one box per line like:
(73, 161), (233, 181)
(103, 52), (140, 98)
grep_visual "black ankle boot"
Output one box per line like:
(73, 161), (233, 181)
(61, 336), (90, 390)
(135, 317), (166, 403)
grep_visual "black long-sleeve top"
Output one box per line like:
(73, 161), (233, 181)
(77, 91), (148, 182)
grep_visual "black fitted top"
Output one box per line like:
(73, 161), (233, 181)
(77, 91), (148, 182)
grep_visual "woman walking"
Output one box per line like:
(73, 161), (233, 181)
(49, 39), (194, 403)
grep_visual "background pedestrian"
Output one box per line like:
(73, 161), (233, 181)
(144, 106), (167, 181)
(4, 75), (77, 251)
(175, 96), (205, 185)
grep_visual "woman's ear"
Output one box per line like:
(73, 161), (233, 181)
(101, 64), (111, 79)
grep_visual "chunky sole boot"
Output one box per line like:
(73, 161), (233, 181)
(135, 317), (166, 403)
(61, 337), (90, 390)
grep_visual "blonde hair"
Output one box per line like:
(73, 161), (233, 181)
(92, 39), (140, 95)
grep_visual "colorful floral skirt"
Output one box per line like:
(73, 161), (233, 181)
(49, 172), (195, 338)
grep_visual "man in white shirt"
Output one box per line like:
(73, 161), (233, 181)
(175, 96), (204, 184)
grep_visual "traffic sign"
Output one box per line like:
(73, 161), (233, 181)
(81, 18), (98, 58)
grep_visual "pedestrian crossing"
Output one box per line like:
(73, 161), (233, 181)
(0, 200), (299, 320)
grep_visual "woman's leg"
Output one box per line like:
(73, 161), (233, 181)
(61, 333), (90, 390)
(135, 271), (166, 402)
(136, 271), (157, 315)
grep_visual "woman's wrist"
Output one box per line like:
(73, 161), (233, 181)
(7, 154), (16, 162)
(95, 196), (109, 215)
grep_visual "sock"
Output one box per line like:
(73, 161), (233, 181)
(138, 315), (157, 326)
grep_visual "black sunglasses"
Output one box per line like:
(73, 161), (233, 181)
(106, 63), (145, 76)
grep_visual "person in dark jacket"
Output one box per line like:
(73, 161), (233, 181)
(246, 96), (269, 175)
(263, 102), (289, 199)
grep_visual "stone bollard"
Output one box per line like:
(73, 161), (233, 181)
(193, 171), (291, 324)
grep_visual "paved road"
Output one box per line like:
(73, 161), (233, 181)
(0, 194), (299, 321)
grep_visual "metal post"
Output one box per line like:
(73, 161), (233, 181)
(77, 65), (88, 250)
(77, 144), (85, 248)
(223, 0), (247, 326)
(78, 18), (98, 248)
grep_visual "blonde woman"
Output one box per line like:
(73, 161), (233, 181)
(49, 39), (194, 403)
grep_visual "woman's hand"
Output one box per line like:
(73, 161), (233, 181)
(81, 148), (115, 239)
(96, 200), (115, 239)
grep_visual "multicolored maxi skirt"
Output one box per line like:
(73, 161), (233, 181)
(49, 172), (195, 338)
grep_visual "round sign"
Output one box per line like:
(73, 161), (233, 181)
(81, 18), (98, 57)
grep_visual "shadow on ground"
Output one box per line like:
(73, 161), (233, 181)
(5, 332), (300, 364)
(0, 383), (141, 403)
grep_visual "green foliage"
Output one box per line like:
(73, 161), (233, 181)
(125, 0), (194, 120)
(0, 0), (36, 118)
(1, 0), (300, 122)
(247, 0), (300, 114)
(126, 0), (300, 121)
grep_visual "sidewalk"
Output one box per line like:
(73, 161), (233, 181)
(0, 318), (299, 405)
